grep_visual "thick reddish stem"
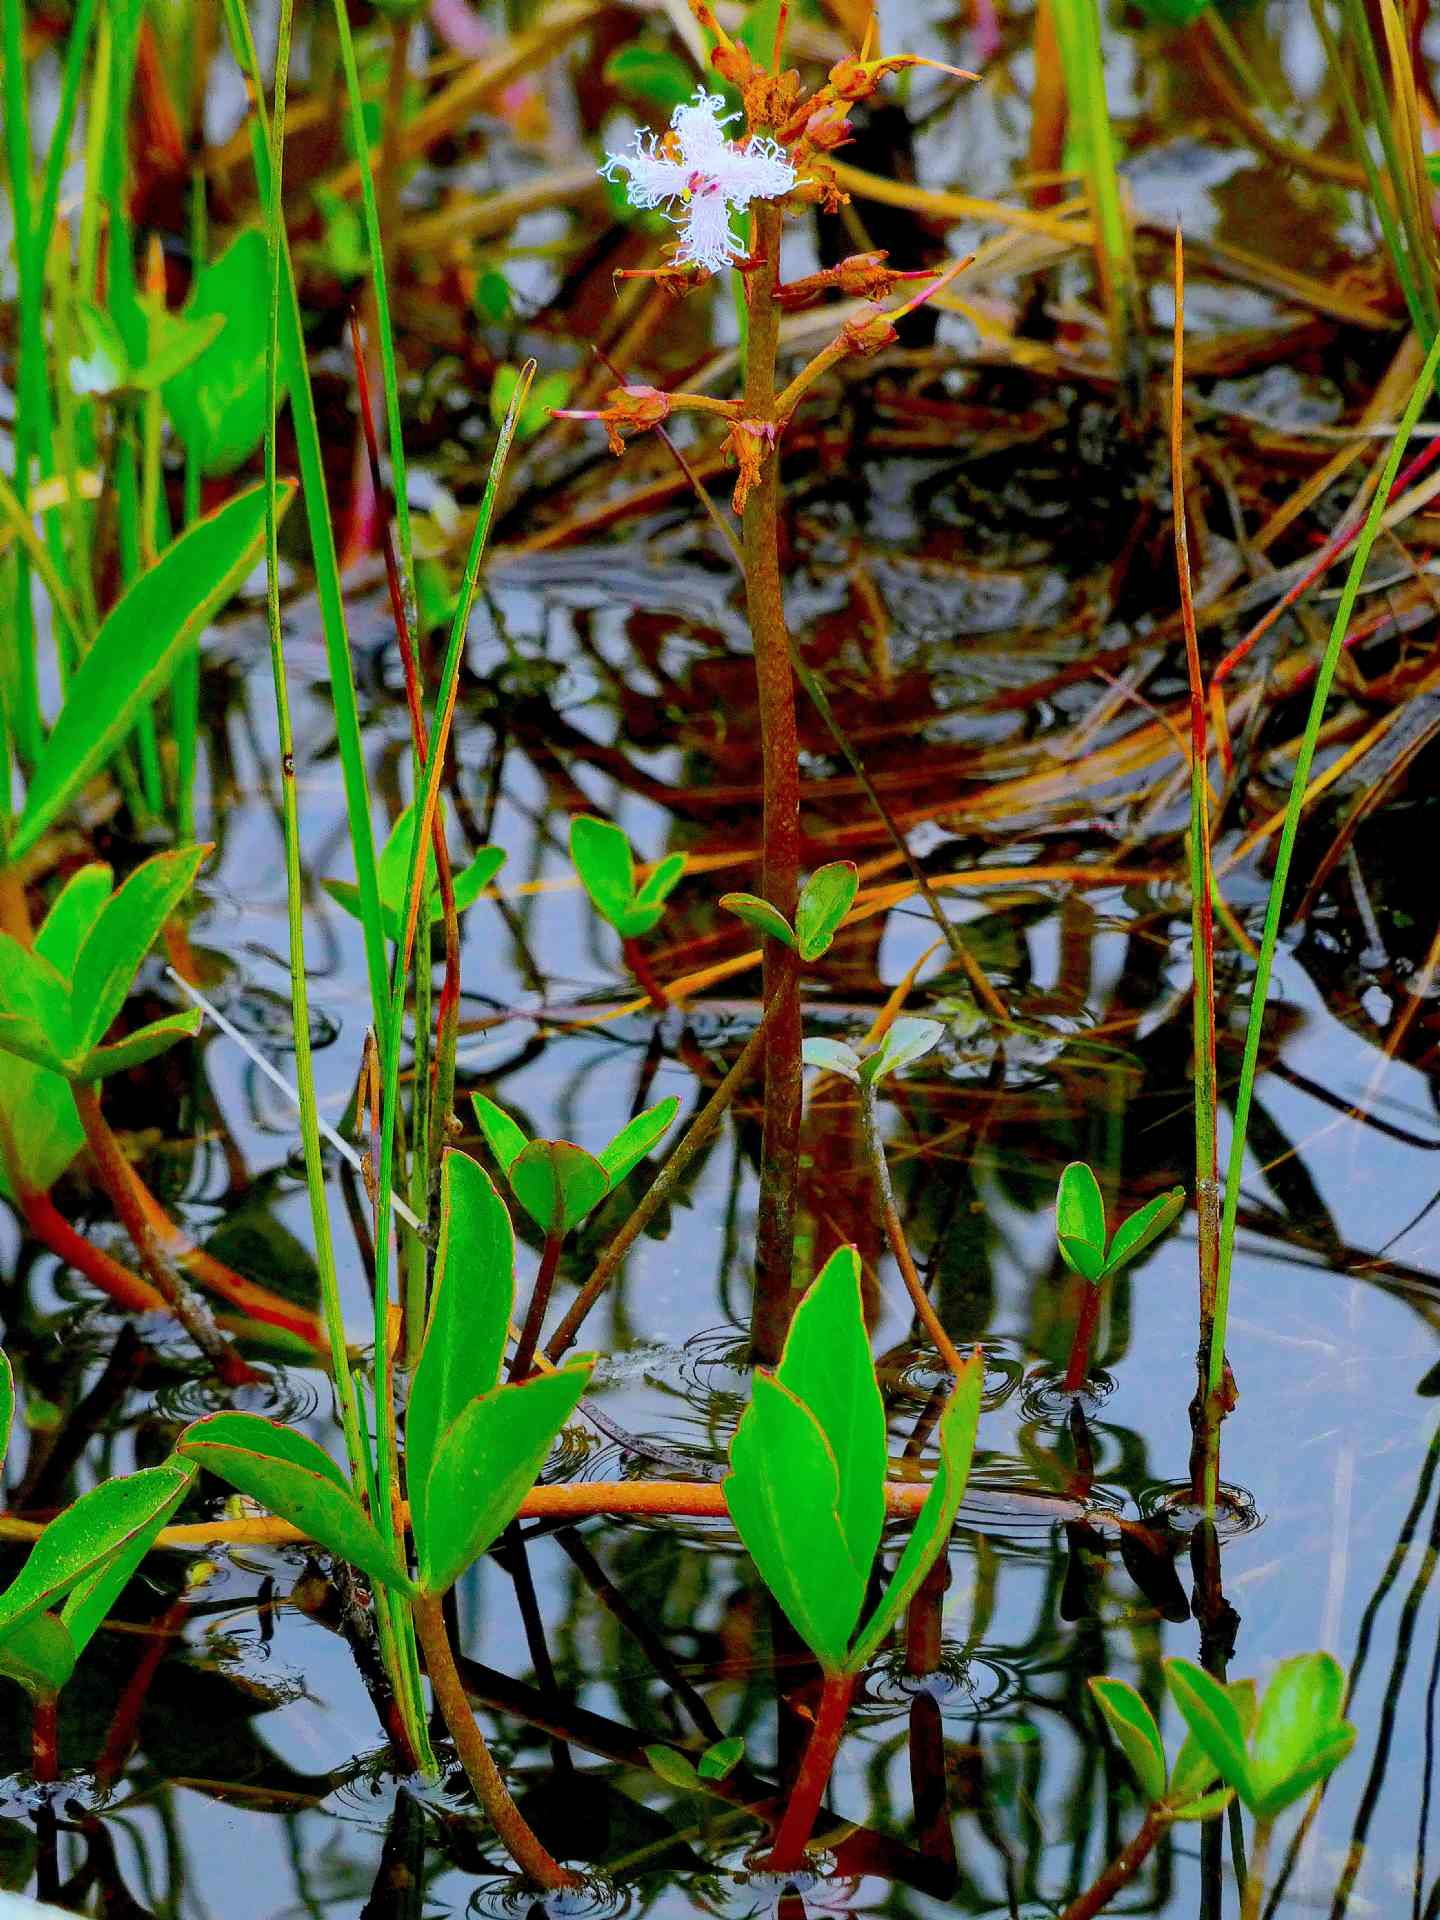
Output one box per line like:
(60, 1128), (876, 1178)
(1062, 1282), (1104, 1393)
(32, 1696), (58, 1784)
(764, 1669), (855, 1870)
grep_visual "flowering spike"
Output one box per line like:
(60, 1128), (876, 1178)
(602, 90), (798, 276)
(552, 384), (671, 455)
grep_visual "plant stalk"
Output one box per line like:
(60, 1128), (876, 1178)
(1059, 1807), (1165, 1920)
(1062, 1281), (1104, 1394)
(1240, 1814), (1273, 1920)
(764, 1668), (855, 1869)
(510, 1228), (564, 1381)
(410, 1591), (579, 1890)
(858, 1079), (967, 1379)
(742, 198), (803, 1366)
(31, 1695), (58, 1785)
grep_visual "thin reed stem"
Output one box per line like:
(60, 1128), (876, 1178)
(858, 1079), (967, 1380)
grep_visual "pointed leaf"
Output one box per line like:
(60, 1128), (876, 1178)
(1164, 1657), (1254, 1805)
(509, 1138), (609, 1235)
(0, 1465), (196, 1644)
(860, 1017), (944, 1085)
(570, 815), (636, 933)
(802, 1037), (862, 1083)
(376, 803), (435, 931)
(13, 483), (290, 860)
(795, 862), (859, 961)
(1170, 1677), (1254, 1803)
(80, 1009), (204, 1081)
(71, 847), (209, 1057)
(162, 229), (283, 475)
(417, 1360), (593, 1594)
(61, 1461), (195, 1656)
(177, 1413), (412, 1594)
(1089, 1678), (1167, 1803)
(0, 1011), (68, 1075)
(0, 934), (73, 1063)
(719, 893), (795, 949)
(775, 1247), (885, 1586)
(1249, 1653), (1354, 1815)
(724, 1373), (866, 1674)
(697, 1735), (745, 1781)
(1104, 1188), (1185, 1278)
(1056, 1162), (1107, 1265)
(473, 1093), (531, 1176)
(0, 1614), (76, 1701)
(1169, 1788), (1235, 1821)
(646, 1745), (701, 1790)
(34, 865), (114, 969)
(631, 851), (687, 914)
(407, 1151), (515, 1548)
(846, 1348), (983, 1671)
(448, 846), (506, 918)
(598, 1097), (679, 1189)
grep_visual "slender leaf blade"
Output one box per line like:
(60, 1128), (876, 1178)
(1089, 1678), (1167, 1803)
(1104, 1187), (1185, 1278)
(719, 893), (794, 949)
(1164, 1657), (1254, 1805)
(472, 1093), (530, 1176)
(598, 1097), (678, 1189)
(61, 1462), (195, 1655)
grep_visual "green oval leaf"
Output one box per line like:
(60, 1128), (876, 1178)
(697, 1735), (745, 1781)
(1163, 1657), (1254, 1807)
(177, 1413), (412, 1595)
(417, 1359), (593, 1595)
(34, 865), (114, 969)
(0, 1613), (76, 1701)
(794, 862), (859, 961)
(723, 1372), (865, 1674)
(1249, 1652), (1355, 1816)
(645, 1743), (702, 1790)
(1056, 1161), (1107, 1270)
(570, 815), (636, 934)
(72, 846), (209, 1056)
(0, 1465), (196, 1644)
(1057, 1234), (1107, 1284)
(13, 482), (290, 861)
(1104, 1187), (1185, 1278)
(719, 893), (795, 950)
(775, 1247), (885, 1587)
(1170, 1676), (1254, 1804)
(1089, 1677), (1167, 1803)
(80, 1009), (204, 1081)
(162, 229), (283, 476)
(407, 1151), (515, 1547)
(60, 1461), (195, 1656)
(802, 1036), (863, 1083)
(509, 1138), (610, 1236)
(860, 1017), (944, 1085)
(846, 1347), (983, 1672)
(473, 1093), (531, 1176)
(598, 1097), (679, 1190)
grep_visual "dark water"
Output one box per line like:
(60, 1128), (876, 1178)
(7, 0), (1440, 1913)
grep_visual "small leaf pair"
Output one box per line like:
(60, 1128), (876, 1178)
(801, 1015), (944, 1088)
(645, 1734), (745, 1791)
(323, 800), (505, 943)
(0, 850), (208, 1085)
(723, 1246), (983, 1677)
(1089, 1677), (1234, 1823)
(570, 816), (685, 940)
(0, 1354), (197, 1702)
(1164, 1653), (1356, 1818)
(1054, 1162), (1185, 1285)
(177, 1156), (595, 1600)
(720, 862), (858, 961)
(474, 1092), (678, 1237)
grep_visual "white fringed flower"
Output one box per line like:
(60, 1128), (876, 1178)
(602, 90), (797, 275)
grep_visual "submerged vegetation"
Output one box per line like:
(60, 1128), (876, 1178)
(4, 0), (1440, 1914)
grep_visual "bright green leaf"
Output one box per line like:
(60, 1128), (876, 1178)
(724, 1372), (865, 1674)
(1169, 1678), (1253, 1804)
(163, 229), (283, 476)
(1104, 1187), (1185, 1277)
(598, 1097), (678, 1189)
(860, 1017), (944, 1085)
(846, 1348), (982, 1672)
(1164, 1657), (1254, 1806)
(80, 1009), (204, 1081)
(71, 847), (209, 1058)
(1089, 1677), (1167, 1803)
(1248, 1652), (1355, 1816)
(775, 1247), (885, 1586)
(1169, 1787), (1235, 1821)
(570, 815), (636, 933)
(14, 483), (290, 861)
(34, 866), (114, 969)
(417, 1359), (593, 1595)
(0, 1465), (196, 1645)
(133, 307), (226, 391)
(0, 1613), (76, 1701)
(60, 1461), (195, 1656)
(794, 862), (858, 961)
(697, 1735), (745, 1780)
(508, 1138), (610, 1236)
(1056, 1161), (1107, 1267)
(177, 1413), (412, 1595)
(1057, 1234), (1107, 1284)
(719, 893), (795, 949)
(449, 846), (507, 917)
(802, 1037), (862, 1082)
(632, 852), (686, 916)
(407, 1151), (515, 1548)
(473, 1093), (531, 1175)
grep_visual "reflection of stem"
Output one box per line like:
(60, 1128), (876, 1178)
(510, 1227), (564, 1381)
(410, 1591), (578, 1891)
(1062, 1281), (1104, 1392)
(72, 1085), (257, 1387)
(1240, 1816), (1273, 1920)
(545, 1009), (773, 1362)
(1058, 1807), (1164, 1920)
(764, 1669), (855, 1870)
(743, 199), (803, 1367)
(858, 1079), (966, 1379)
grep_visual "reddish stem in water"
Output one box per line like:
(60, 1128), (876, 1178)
(764, 1669), (855, 1870)
(1062, 1281), (1104, 1393)
(32, 1696), (58, 1784)
(510, 1229), (564, 1381)
(1058, 1808), (1164, 1920)
(621, 936), (670, 1011)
